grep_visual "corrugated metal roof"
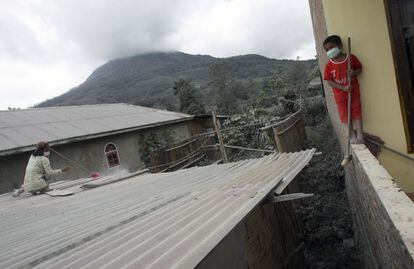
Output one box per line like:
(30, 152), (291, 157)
(0, 149), (314, 269)
(0, 104), (192, 155)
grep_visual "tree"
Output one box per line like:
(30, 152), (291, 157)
(208, 61), (241, 115)
(255, 71), (287, 108)
(286, 62), (308, 88)
(173, 78), (206, 115)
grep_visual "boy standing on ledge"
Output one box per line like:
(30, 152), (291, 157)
(323, 35), (364, 144)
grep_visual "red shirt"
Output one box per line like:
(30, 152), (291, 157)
(324, 53), (362, 102)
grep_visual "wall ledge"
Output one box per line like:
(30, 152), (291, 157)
(351, 144), (414, 258)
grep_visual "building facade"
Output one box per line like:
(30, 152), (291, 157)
(0, 104), (210, 193)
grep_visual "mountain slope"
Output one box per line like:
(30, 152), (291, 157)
(37, 52), (316, 109)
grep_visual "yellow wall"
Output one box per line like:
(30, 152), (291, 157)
(322, 0), (414, 191)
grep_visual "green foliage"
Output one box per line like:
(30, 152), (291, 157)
(220, 108), (281, 160)
(254, 72), (284, 108)
(263, 70), (287, 92)
(285, 62), (308, 87)
(208, 61), (232, 94)
(251, 67), (305, 113)
(302, 95), (326, 126)
(173, 78), (206, 115)
(140, 130), (173, 165)
(214, 58), (326, 160)
(207, 61), (241, 115)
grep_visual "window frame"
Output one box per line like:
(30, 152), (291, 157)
(104, 142), (120, 168)
(384, 0), (414, 152)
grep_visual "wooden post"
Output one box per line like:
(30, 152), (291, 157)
(272, 110), (305, 153)
(212, 111), (228, 163)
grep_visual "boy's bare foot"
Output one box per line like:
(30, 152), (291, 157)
(350, 131), (357, 144)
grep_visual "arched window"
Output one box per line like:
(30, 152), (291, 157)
(105, 143), (120, 167)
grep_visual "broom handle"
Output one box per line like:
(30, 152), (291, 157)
(347, 37), (352, 156)
(49, 148), (91, 173)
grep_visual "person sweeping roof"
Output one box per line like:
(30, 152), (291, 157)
(13, 141), (71, 196)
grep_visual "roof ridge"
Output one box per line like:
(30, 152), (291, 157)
(0, 103), (136, 113)
(0, 103), (190, 117)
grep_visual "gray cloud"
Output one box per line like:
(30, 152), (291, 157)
(169, 0), (315, 59)
(0, 0), (316, 109)
(0, 2), (44, 61)
(36, 0), (191, 60)
(26, 0), (315, 60)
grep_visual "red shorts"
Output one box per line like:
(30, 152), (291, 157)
(336, 95), (362, 123)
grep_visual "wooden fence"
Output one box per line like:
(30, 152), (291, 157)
(149, 110), (306, 172)
(272, 110), (306, 153)
(149, 135), (216, 173)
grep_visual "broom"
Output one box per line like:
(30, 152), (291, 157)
(341, 37), (353, 166)
(339, 38), (384, 161)
(49, 148), (101, 179)
(363, 132), (384, 157)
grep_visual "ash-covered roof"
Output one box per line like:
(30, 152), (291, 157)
(0, 104), (192, 156)
(0, 149), (315, 268)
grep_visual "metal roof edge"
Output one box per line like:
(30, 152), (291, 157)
(185, 149), (316, 268)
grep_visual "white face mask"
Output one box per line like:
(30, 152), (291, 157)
(44, 151), (50, 157)
(327, 47), (341, 59)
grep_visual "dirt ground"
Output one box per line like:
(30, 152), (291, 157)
(297, 117), (361, 269)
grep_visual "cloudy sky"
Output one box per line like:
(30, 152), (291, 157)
(0, 0), (315, 110)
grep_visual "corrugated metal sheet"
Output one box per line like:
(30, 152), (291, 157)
(0, 149), (315, 268)
(0, 104), (192, 154)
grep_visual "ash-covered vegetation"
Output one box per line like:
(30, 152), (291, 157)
(36, 52), (317, 110)
(298, 118), (360, 269)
